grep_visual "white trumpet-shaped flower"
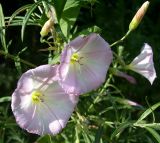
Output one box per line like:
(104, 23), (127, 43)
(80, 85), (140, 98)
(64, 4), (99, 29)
(59, 33), (113, 95)
(11, 65), (78, 135)
(128, 43), (156, 84)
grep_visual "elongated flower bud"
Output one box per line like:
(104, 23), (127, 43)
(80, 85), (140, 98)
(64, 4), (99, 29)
(129, 1), (149, 31)
(46, 6), (57, 23)
(111, 68), (136, 84)
(40, 18), (54, 37)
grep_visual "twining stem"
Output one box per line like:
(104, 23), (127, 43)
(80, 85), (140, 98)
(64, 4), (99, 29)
(110, 30), (131, 48)
(0, 50), (36, 68)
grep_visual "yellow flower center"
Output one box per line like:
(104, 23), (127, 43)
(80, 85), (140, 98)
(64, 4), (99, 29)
(70, 53), (79, 64)
(31, 90), (43, 104)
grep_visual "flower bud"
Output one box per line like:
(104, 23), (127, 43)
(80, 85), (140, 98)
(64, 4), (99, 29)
(111, 68), (136, 84)
(129, 1), (149, 31)
(40, 18), (54, 37)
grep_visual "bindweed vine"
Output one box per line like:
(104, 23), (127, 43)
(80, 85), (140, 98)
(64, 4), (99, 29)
(0, 0), (160, 142)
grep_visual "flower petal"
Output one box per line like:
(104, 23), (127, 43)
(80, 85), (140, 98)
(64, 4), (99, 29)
(59, 33), (113, 95)
(129, 43), (156, 84)
(12, 65), (78, 135)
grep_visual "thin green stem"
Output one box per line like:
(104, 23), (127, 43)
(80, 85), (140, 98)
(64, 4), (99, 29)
(145, 96), (155, 123)
(0, 50), (36, 68)
(88, 74), (113, 112)
(1, 128), (5, 143)
(110, 30), (131, 48)
(100, 74), (113, 94)
(113, 52), (126, 67)
(34, 0), (43, 13)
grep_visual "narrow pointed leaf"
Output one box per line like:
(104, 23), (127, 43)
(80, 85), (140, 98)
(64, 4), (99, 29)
(14, 56), (22, 74)
(111, 122), (132, 140)
(137, 102), (160, 123)
(21, 2), (41, 41)
(94, 126), (103, 143)
(8, 4), (32, 25)
(145, 127), (160, 143)
(0, 4), (7, 52)
(135, 123), (160, 130)
(82, 132), (92, 143)
(0, 96), (11, 103)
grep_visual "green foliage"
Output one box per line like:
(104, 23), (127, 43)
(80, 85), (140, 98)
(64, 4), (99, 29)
(53, 0), (67, 21)
(21, 1), (42, 41)
(59, 0), (81, 39)
(145, 127), (160, 143)
(0, 0), (160, 142)
(0, 4), (7, 52)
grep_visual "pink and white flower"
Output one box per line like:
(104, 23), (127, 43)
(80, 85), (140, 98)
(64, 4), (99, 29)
(128, 43), (156, 84)
(11, 65), (78, 135)
(59, 33), (113, 95)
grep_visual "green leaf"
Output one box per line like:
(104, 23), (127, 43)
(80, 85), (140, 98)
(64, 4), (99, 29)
(0, 4), (7, 52)
(21, 2), (42, 41)
(135, 123), (160, 130)
(137, 102), (160, 123)
(60, 0), (81, 38)
(76, 26), (101, 37)
(14, 47), (27, 73)
(8, 4), (32, 25)
(18, 46), (28, 55)
(82, 132), (92, 143)
(75, 126), (80, 143)
(49, 54), (60, 64)
(111, 122), (132, 140)
(54, 0), (67, 20)
(145, 127), (160, 143)
(94, 125), (103, 143)
(36, 135), (52, 143)
(14, 56), (22, 74)
(7, 40), (12, 49)
(0, 96), (11, 103)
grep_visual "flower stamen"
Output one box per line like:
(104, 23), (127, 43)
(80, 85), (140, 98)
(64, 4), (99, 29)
(31, 90), (44, 103)
(70, 53), (83, 65)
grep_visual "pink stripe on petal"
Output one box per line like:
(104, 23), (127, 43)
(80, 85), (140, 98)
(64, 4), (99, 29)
(69, 36), (87, 51)
(59, 33), (113, 95)
(129, 43), (156, 84)
(12, 65), (77, 135)
(59, 63), (81, 95)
